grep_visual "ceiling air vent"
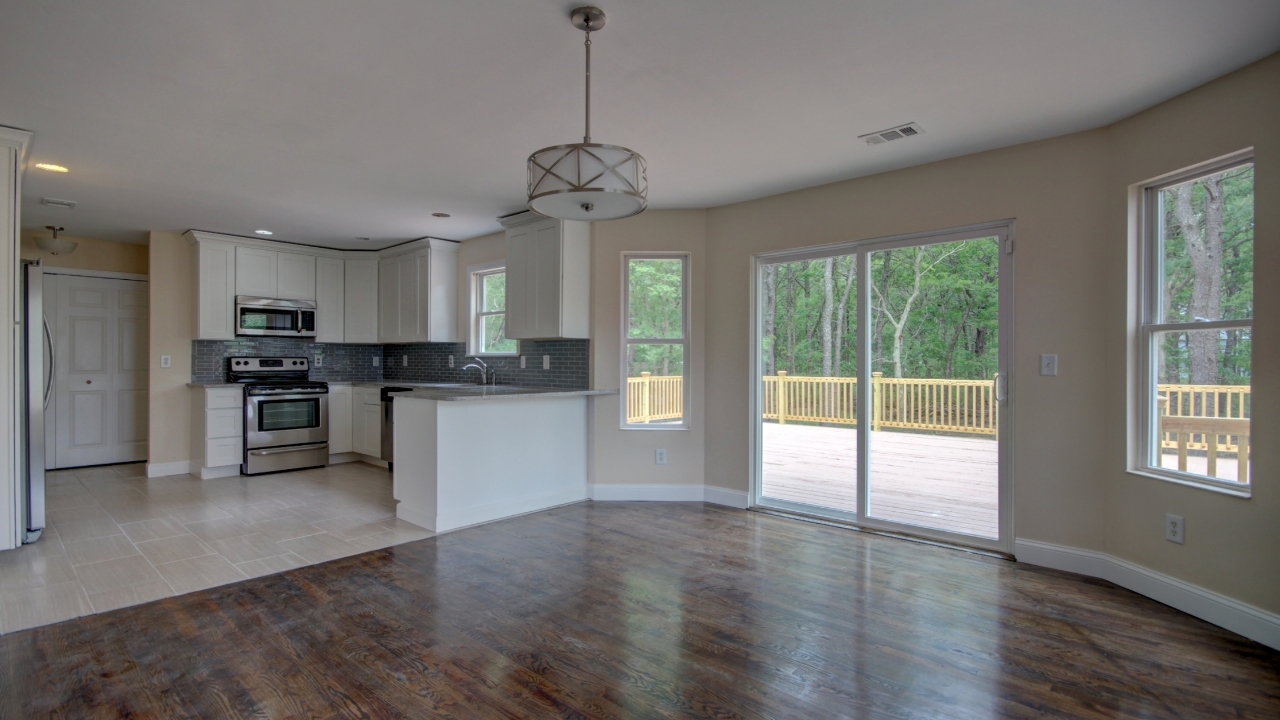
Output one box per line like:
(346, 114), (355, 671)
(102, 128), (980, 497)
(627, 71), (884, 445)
(859, 122), (924, 146)
(40, 197), (77, 209)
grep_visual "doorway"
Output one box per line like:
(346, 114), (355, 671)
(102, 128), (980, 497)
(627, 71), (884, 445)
(753, 223), (1013, 552)
(45, 272), (150, 468)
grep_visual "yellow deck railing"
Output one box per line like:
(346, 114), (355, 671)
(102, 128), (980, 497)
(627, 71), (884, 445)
(626, 375), (1250, 461)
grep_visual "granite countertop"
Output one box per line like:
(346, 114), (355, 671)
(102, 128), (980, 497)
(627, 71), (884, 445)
(387, 386), (616, 402)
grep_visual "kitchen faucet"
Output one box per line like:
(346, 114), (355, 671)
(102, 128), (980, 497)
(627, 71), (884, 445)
(461, 358), (489, 385)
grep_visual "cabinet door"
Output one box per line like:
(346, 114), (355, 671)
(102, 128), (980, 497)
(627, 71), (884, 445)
(399, 254), (424, 342)
(506, 219), (561, 339)
(196, 240), (236, 340)
(353, 401), (382, 456)
(328, 386), (352, 454)
(278, 252), (316, 301)
(315, 257), (345, 343)
(235, 247), (278, 297)
(378, 257), (400, 342)
(344, 259), (379, 344)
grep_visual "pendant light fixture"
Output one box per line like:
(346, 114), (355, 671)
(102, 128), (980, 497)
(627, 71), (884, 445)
(527, 6), (647, 221)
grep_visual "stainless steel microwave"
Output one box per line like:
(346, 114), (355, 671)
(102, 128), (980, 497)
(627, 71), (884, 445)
(235, 296), (317, 337)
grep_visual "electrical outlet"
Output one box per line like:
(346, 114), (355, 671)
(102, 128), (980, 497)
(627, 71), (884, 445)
(402, 355), (408, 367)
(655, 448), (667, 465)
(1040, 354), (1058, 376)
(448, 355), (454, 368)
(543, 355), (550, 370)
(159, 354), (172, 369)
(314, 356), (323, 367)
(373, 356), (379, 367)
(520, 355), (526, 369)
(1166, 513), (1185, 544)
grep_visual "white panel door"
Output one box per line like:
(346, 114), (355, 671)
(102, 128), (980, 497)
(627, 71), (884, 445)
(277, 252), (316, 301)
(344, 259), (379, 344)
(315, 256), (345, 342)
(378, 257), (400, 342)
(53, 275), (150, 468)
(235, 247), (277, 297)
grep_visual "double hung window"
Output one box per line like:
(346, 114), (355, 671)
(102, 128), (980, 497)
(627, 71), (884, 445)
(472, 267), (517, 355)
(623, 254), (690, 428)
(1138, 153), (1253, 492)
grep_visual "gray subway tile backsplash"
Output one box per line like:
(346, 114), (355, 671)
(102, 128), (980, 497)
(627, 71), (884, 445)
(192, 338), (589, 389)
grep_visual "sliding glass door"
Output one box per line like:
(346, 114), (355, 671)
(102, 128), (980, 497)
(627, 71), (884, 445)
(753, 223), (1013, 552)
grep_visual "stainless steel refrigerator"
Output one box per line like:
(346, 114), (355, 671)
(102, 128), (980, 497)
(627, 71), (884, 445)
(20, 260), (48, 544)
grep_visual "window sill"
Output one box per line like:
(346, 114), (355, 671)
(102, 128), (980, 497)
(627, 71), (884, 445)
(621, 424), (691, 432)
(466, 352), (518, 358)
(1126, 468), (1252, 499)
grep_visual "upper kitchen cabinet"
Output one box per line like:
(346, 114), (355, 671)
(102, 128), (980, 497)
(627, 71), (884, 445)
(378, 240), (458, 343)
(236, 247), (315, 301)
(500, 213), (590, 340)
(344, 258), (379, 344)
(186, 232), (236, 340)
(315, 257), (345, 343)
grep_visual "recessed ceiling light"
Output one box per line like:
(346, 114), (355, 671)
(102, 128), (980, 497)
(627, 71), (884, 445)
(432, 213), (451, 218)
(356, 237), (371, 242)
(35, 163), (69, 173)
(254, 229), (273, 235)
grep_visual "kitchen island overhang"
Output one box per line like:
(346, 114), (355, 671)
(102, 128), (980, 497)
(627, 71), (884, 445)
(389, 387), (616, 533)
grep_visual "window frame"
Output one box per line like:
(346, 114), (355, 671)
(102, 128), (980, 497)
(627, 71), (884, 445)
(468, 262), (518, 357)
(620, 252), (691, 431)
(1133, 149), (1253, 497)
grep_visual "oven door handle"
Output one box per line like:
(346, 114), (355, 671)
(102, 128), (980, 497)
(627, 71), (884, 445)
(248, 443), (329, 457)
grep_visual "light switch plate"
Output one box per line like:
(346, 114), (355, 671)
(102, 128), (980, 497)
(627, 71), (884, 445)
(520, 355), (526, 369)
(160, 354), (172, 368)
(543, 355), (550, 370)
(1040, 354), (1058, 376)
(402, 355), (408, 367)
(373, 356), (379, 367)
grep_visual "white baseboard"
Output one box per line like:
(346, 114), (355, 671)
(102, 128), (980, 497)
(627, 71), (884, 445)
(146, 460), (191, 478)
(588, 483), (750, 509)
(1016, 539), (1280, 651)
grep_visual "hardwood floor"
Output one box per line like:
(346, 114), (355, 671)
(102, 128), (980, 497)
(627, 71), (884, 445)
(1, 502), (1276, 719)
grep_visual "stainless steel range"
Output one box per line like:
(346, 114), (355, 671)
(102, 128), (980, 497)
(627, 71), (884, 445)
(229, 357), (329, 475)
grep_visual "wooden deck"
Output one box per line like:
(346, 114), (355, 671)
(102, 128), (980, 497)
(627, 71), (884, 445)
(762, 423), (998, 539)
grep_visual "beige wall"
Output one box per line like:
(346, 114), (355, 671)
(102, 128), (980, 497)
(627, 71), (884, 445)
(1102, 55), (1278, 612)
(701, 53), (1278, 613)
(589, 211), (708, 488)
(21, 230), (148, 275)
(147, 231), (193, 466)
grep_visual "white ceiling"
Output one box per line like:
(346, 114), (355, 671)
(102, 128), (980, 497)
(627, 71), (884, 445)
(3, 1), (1277, 249)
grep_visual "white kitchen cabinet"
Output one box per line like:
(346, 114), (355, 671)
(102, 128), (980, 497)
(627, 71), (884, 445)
(235, 247), (315, 301)
(344, 258), (379, 344)
(278, 252), (316, 300)
(190, 386), (245, 479)
(501, 213), (590, 339)
(378, 240), (457, 343)
(192, 236), (236, 340)
(315, 257), (345, 343)
(352, 387), (382, 457)
(328, 385), (352, 454)
(235, 246), (278, 298)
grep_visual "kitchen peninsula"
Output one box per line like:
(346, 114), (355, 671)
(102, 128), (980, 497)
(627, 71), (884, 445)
(389, 386), (615, 532)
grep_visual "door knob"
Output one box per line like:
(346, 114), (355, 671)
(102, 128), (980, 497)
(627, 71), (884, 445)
(86, 380), (91, 384)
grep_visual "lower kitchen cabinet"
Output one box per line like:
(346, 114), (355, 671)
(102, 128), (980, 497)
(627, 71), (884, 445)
(190, 386), (245, 479)
(352, 387), (382, 457)
(328, 385), (352, 454)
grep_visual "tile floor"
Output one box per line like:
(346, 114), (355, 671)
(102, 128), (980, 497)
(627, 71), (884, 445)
(0, 460), (433, 635)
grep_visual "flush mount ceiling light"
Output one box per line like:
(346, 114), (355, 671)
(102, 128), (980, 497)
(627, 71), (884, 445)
(254, 229), (273, 235)
(526, 6), (647, 222)
(34, 226), (77, 255)
(35, 163), (69, 173)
